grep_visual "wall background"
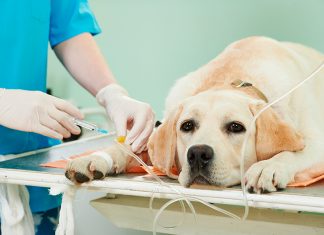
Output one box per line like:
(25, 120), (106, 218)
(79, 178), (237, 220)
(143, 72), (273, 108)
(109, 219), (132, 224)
(48, 0), (324, 120)
(47, 0), (324, 234)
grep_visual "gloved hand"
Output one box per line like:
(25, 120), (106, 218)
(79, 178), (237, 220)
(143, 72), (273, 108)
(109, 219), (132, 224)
(0, 89), (83, 139)
(96, 84), (155, 153)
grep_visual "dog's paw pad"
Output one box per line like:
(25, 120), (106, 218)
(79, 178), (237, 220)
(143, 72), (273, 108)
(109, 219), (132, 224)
(247, 186), (254, 193)
(65, 170), (72, 180)
(93, 170), (104, 180)
(74, 172), (90, 183)
(260, 188), (271, 194)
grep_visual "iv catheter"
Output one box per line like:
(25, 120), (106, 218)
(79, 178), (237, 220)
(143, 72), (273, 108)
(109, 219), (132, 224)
(73, 118), (109, 134)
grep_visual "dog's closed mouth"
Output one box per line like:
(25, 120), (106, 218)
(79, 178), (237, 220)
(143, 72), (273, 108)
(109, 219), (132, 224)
(191, 175), (211, 185)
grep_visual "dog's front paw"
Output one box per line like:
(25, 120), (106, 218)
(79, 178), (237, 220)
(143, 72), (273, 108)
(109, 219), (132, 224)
(65, 152), (113, 184)
(245, 160), (292, 194)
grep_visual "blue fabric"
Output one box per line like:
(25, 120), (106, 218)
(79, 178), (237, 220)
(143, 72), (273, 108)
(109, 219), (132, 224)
(0, 0), (101, 212)
(34, 207), (60, 235)
(27, 186), (62, 214)
(50, 0), (101, 47)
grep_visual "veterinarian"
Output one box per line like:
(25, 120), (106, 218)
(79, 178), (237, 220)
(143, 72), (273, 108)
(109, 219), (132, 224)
(0, 0), (154, 234)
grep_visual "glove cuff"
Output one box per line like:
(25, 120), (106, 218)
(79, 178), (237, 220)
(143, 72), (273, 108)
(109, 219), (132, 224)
(96, 84), (129, 107)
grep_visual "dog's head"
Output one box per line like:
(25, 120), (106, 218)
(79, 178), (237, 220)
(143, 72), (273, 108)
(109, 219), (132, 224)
(148, 90), (304, 187)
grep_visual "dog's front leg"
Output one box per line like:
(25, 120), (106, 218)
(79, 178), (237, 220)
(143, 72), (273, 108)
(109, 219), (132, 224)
(245, 144), (323, 193)
(65, 144), (131, 184)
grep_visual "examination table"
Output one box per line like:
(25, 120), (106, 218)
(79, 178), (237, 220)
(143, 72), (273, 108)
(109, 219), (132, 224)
(0, 135), (323, 235)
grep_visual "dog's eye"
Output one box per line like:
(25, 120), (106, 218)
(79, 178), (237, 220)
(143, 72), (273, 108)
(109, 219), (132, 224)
(227, 122), (246, 133)
(180, 120), (196, 132)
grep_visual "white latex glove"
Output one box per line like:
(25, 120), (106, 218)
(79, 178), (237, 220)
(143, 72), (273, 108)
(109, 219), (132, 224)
(96, 84), (154, 153)
(0, 89), (83, 139)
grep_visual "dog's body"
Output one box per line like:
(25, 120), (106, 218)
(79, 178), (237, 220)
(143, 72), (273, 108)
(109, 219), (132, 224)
(66, 37), (324, 193)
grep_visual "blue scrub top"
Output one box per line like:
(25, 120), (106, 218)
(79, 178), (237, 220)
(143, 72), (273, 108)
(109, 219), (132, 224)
(0, 0), (101, 212)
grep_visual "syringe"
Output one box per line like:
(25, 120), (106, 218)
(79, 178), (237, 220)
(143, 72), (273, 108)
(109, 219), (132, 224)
(73, 118), (109, 134)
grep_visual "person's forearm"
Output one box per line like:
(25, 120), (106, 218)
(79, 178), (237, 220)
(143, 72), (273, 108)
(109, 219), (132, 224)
(54, 33), (116, 96)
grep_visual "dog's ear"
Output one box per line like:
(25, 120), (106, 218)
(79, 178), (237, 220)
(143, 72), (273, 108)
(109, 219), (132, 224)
(249, 103), (305, 161)
(147, 106), (183, 179)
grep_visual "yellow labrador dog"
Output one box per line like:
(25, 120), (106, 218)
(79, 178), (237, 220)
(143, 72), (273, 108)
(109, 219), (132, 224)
(65, 36), (324, 193)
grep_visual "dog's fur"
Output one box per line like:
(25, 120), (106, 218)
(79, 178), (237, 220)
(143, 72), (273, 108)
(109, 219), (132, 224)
(65, 36), (324, 193)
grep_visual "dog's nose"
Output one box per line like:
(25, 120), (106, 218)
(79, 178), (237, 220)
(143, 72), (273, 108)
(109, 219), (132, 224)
(187, 145), (214, 172)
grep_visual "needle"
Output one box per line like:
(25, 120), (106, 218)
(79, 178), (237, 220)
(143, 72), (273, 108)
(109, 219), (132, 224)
(73, 118), (109, 134)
